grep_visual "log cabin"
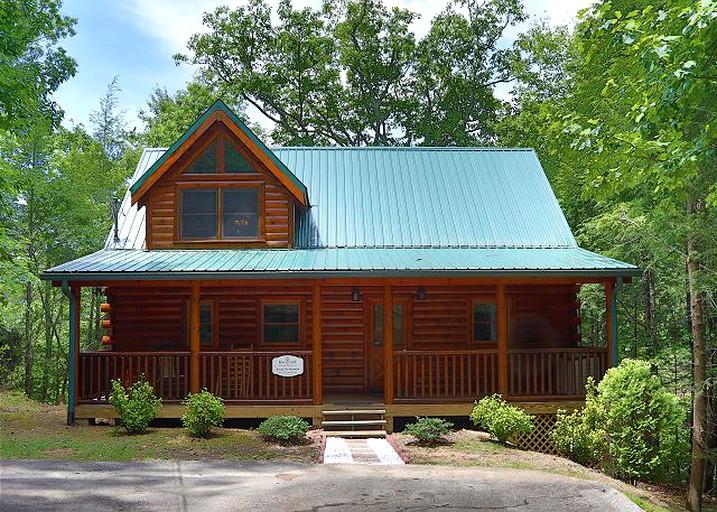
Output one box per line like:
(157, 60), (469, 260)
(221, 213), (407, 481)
(43, 100), (640, 445)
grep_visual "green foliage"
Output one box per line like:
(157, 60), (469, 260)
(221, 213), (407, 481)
(175, 0), (525, 146)
(403, 417), (453, 445)
(257, 415), (310, 444)
(470, 394), (533, 444)
(0, 0), (77, 131)
(181, 390), (225, 438)
(551, 381), (607, 467)
(592, 359), (689, 483)
(109, 376), (162, 435)
(138, 81), (232, 147)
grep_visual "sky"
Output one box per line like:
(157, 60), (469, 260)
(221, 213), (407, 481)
(53, 0), (594, 132)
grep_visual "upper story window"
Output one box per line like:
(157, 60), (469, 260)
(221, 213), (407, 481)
(185, 136), (254, 175)
(180, 186), (261, 240)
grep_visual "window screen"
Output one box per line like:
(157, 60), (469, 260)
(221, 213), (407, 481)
(185, 140), (217, 174)
(473, 303), (497, 342)
(225, 143), (254, 174)
(263, 304), (300, 343)
(180, 189), (217, 239)
(222, 188), (259, 238)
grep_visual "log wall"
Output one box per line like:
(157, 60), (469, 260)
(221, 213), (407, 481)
(106, 282), (581, 393)
(141, 124), (295, 249)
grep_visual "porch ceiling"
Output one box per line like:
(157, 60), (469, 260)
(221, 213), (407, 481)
(42, 247), (641, 282)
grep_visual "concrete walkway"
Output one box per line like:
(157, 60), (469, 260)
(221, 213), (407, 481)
(323, 437), (405, 465)
(1, 459), (641, 511)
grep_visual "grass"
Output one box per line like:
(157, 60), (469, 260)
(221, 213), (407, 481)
(392, 429), (708, 512)
(4, 391), (715, 511)
(0, 391), (318, 463)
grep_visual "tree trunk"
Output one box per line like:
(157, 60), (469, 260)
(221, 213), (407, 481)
(645, 268), (658, 356)
(687, 202), (708, 512)
(24, 281), (33, 397)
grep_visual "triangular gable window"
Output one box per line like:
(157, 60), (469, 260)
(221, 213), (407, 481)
(185, 140), (217, 174)
(184, 136), (254, 175)
(225, 141), (253, 174)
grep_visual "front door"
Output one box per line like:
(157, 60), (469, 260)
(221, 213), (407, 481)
(367, 300), (407, 394)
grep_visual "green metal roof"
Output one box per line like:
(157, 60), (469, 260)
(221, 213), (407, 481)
(43, 247), (640, 281)
(128, 100), (308, 201)
(278, 147), (576, 249)
(112, 146), (579, 250)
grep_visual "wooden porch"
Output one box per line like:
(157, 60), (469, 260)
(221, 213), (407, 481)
(63, 276), (620, 425)
(76, 346), (607, 405)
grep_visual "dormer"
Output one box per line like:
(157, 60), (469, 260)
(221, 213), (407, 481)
(130, 101), (308, 249)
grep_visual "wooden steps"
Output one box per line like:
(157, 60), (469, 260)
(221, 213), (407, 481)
(321, 406), (387, 437)
(324, 430), (387, 438)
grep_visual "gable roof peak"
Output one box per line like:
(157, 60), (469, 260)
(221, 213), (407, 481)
(129, 99), (308, 206)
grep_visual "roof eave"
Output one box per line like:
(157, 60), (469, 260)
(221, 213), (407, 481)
(43, 267), (642, 283)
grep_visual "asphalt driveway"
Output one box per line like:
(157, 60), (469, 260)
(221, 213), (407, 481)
(0, 459), (640, 511)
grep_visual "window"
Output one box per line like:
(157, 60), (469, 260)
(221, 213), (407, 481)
(263, 303), (301, 344)
(185, 140), (217, 174)
(199, 303), (214, 347)
(473, 302), (497, 342)
(372, 304), (405, 346)
(179, 187), (261, 240)
(185, 136), (254, 175)
(225, 142), (254, 174)
(185, 301), (216, 348)
(180, 189), (217, 239)
(222, 188), (259, 238)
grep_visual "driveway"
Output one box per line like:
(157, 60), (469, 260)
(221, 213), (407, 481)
(0, 459), (640, 511)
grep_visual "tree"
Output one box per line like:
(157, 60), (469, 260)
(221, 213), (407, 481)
(410, 0), (525, 145)
(138, 81), (241, 147)
(175, 0), (526, 146)
(530, 2), (716, 507)
(90, 76), (127, 161)
(0, 0), (77, 132)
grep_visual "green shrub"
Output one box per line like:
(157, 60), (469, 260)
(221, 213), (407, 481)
(590, 359), (689, 483)
(109, 375), (162, 435)
(257, 415), (310, 444)
(551, 393), (607, 467)
(182, 390), (225, 438)
(404, 417), (454, 445)
(470, 394), (533, 444)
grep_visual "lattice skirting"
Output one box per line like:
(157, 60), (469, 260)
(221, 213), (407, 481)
(512, 413), (558, 455)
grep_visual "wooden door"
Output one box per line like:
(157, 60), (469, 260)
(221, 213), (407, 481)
(367, 300), (407, 394)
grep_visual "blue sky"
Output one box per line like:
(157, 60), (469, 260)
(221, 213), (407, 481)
(53, 0), (592, 132)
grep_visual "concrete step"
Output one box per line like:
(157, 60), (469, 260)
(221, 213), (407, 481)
(322, 419), (387, 427)
(324, 430), (387, 438)
(322, 409), (386, 416)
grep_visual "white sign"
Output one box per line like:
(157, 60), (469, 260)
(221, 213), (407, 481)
(272, 355), (304, 377)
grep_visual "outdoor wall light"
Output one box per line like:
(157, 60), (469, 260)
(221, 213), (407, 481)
(417, 286), (426, 301)
(351, 287), (361, 302)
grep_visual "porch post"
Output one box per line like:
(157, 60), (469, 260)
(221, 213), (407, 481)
(605, 278), (621, 367)
(312, 281), (323, 406)
(497, 283), (508, 397)
(189, 284), (200, 393)
(383, 284), (394, 404)
(61, 281), (80, 425)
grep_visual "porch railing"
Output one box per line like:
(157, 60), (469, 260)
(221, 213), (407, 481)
(199, 351), (313, 402)
(78, 351), (190, 403)
(393, 349), (499, 402)
(507, 347), (608, 399)
(78, 350), (312, 403)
